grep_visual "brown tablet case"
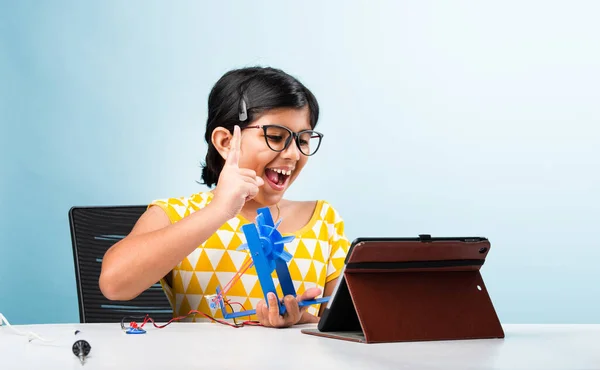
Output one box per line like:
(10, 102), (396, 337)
(301, 236), (504, 344)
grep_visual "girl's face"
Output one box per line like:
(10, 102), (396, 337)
(239, 106), (314, 206)
(213, 106), (319, 206)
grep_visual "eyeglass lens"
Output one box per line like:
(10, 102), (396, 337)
(264, 126), (322, 156)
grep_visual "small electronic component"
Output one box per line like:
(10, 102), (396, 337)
(72, 335), (91, 365)
(125, 327), (146, 334)
(124, 321), (147, 334)
(205, 294), (220, 309)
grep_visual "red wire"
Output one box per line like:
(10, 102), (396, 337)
(128, 257), (264, 331)
(229, 302), (246, 310)
(131, 308), (262, 330)
(140, 310), (239, 328)
(216, 258), (254, 300)
(223, 259), (252, 290)
(230, 301), (253, 320)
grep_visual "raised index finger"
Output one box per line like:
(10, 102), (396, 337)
(225, 125), (241, 166)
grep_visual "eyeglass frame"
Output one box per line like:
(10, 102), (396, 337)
(242, 124), (324, 156)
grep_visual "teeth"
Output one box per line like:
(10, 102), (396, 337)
(270, 168), (292, 176)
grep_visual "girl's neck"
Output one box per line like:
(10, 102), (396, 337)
(208, 189), (284, 222)
(241, 199), (282, 222)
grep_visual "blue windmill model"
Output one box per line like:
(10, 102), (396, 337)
(212, 207), (330, 319)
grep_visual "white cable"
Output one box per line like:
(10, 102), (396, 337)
(0, 312), (53, 342)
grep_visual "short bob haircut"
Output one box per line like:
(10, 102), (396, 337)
(201, 66), (319, 187)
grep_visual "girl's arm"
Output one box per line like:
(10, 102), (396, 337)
(99, 202), (230, 301)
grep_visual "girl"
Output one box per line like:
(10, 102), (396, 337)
(99, 66), (350, 328)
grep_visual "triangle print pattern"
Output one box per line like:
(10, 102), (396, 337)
(150, 191), (351, 321)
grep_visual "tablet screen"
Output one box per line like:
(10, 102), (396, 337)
(326, 264), (346, 309)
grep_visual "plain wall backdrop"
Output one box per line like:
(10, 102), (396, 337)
(1, 0), (599, 324)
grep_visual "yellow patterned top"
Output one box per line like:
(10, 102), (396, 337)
(149, 191), (350, 321)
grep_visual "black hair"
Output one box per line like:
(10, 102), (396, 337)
(200, 66), (320, 187)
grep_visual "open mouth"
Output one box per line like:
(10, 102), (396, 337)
(264, 168), (292, 190)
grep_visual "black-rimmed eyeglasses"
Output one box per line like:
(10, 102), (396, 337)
(243, 124), (323, 156)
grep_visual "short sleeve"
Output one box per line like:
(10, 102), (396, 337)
(325, 206), (351, 283)
(148, 198), (184, 224)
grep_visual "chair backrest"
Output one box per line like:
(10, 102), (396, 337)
(69, 205), (173, 323)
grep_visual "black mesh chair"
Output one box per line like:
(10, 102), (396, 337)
(69, 205), (173, 323)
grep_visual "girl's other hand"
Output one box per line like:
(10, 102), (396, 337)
(256, 287), (322, 328)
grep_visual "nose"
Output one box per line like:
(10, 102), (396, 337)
(281, 138), (301, 161)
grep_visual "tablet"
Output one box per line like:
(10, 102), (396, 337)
(301, 235), (504, 343)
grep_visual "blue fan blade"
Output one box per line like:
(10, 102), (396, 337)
(279, 235), (295, 244)
(258, 224), (268, 237)
(255, 213), (265, 227)
(236, 243), (249, 251)
(273, 236), (295, 249)
(257, 207), (274, 227)
(279, 250), (293, 262)
(274, 219), (282, 229)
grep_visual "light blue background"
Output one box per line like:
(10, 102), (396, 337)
(1, 1), (599, 325)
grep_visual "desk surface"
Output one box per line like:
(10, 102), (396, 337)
(1, 323), (599, 369)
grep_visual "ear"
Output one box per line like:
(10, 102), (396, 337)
(211, 127), (233, 161)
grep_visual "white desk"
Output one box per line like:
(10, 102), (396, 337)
(1, 323), (599, 369)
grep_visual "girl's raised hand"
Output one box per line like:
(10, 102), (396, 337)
(211, 125), (264, 219)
